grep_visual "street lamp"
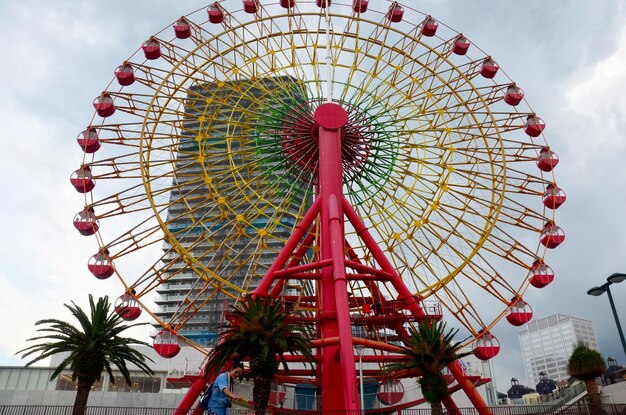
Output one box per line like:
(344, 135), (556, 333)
(355, 345), (366, 415)
(587, 273), (626, 359)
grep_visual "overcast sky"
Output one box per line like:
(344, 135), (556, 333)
(1, 0), (625, 396)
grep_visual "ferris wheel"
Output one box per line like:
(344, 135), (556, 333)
(71, 0), (564, 412)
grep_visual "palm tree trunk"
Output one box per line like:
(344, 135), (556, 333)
(584, 379), (603, 415)
(73, 378), (93, 415)
(431, 400), (444, 415)
(585, 379), (603, 415)
(253, 375), (272, 415)
(584, 378), (599, 402)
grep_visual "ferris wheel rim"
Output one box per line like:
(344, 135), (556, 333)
(75, 0), (562, 350)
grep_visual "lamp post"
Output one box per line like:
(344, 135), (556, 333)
(355, 345), (365, 415)
(587, 273), (626, 359)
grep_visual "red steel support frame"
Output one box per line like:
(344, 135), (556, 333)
(176, 102), (491, 414)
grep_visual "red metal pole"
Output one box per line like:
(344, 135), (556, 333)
(443, 394), (462, 415)
(269, 228), (318, 298)
(314, 102), (360, 412)
(343, 198), (427, 320)
(255, 197), (321, 296)
(448, 359), (490, 414)
(174, 376), (208, 415)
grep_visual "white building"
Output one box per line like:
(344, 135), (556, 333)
(0, 346), (206, 407)
(519, 314), (599, 386)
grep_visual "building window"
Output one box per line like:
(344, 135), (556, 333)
(56, 374), (104, 391)
(108, 376), (161, 393)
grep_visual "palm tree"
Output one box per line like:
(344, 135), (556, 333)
(16, 295), (154, 415)
(567, 341), (606, 411)
(205, 295), (313, 414)
(384, 321), (470, 415)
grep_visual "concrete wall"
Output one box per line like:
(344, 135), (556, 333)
(0, 389), (185, 407)
(601, 381), (626, 404)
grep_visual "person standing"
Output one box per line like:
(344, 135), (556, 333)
(206, 362), (245, 415)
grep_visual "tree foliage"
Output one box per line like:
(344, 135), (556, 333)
(205, 295), (313, 413)
(567, 341), (606, 410)
(384, 321), (470, 410)
(16, 295), (153, 415)
(567, 341), (606, 380)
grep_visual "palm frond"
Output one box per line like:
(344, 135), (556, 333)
(205, 295), (313, 377)
(16, 294), (154, 385)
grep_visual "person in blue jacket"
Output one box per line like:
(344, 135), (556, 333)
(207, 362), (245, 415)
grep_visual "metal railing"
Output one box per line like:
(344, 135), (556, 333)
(0, 408), (174, 415)
(516, 383), (588, 411)
(1, 405), (625, 415)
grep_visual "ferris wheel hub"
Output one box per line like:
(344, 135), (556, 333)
(314, 102), (348, 129)
(280, 101), (371, 176)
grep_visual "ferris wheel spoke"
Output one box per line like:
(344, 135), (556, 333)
(468, 262), (520, 300)
(100, 222), (164, 262)
(483, 225), (542, 267)
(497, 200), (548, 232)
(436, 288), (489, 336)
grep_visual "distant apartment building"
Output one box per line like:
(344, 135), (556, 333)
(153, 76), (309, 345)
(519, 314), (599, 385)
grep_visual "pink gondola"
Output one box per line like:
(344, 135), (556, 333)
(243, 0), (259, 13)
(480, 58), (499, 79)
(443, 371), (455, 385)
(386, 3), (404, 23)
(154, 330), (181, 358)
(504, 84), (524, 106)
(529, 260), (554, 288)
(173, 18), (191, 39)
(525, 115), (545, 137)
(421, 17), (438, 37)
(208, 3), (224, 24)
(77, 128), (101, 153)
(377, 379), (404, 405)
(93, 93), (115, 118)
(353, 0), (368, 13)
(268, 384), (287, 406)
(452, 35), (470, 55)
(115, 62), (135, 86)
(543, 184), (566, 209)
(473, 332), (500, 360)
(70, 166), (95, 193)
(540, 222), (565, 249)
(115, 293), (142, 321)
(73, 207), (99, 236)
(505, 299), (533, 326)
(537, 147), (559, 172)
(88, 251), (115, 279)
(142, 38), (162, 60)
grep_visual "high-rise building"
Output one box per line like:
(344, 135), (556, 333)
(152, 76), (310, 345)
(519, 314), (600, 386)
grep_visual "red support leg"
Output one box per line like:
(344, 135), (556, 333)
(443, 394), (462, 415)
(175, 376), (208, 415)
(255, 197), (320, 296)
(448, 360), (490, 414)
(269, 227), (318, 298)
(316, 103), (359, 411)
